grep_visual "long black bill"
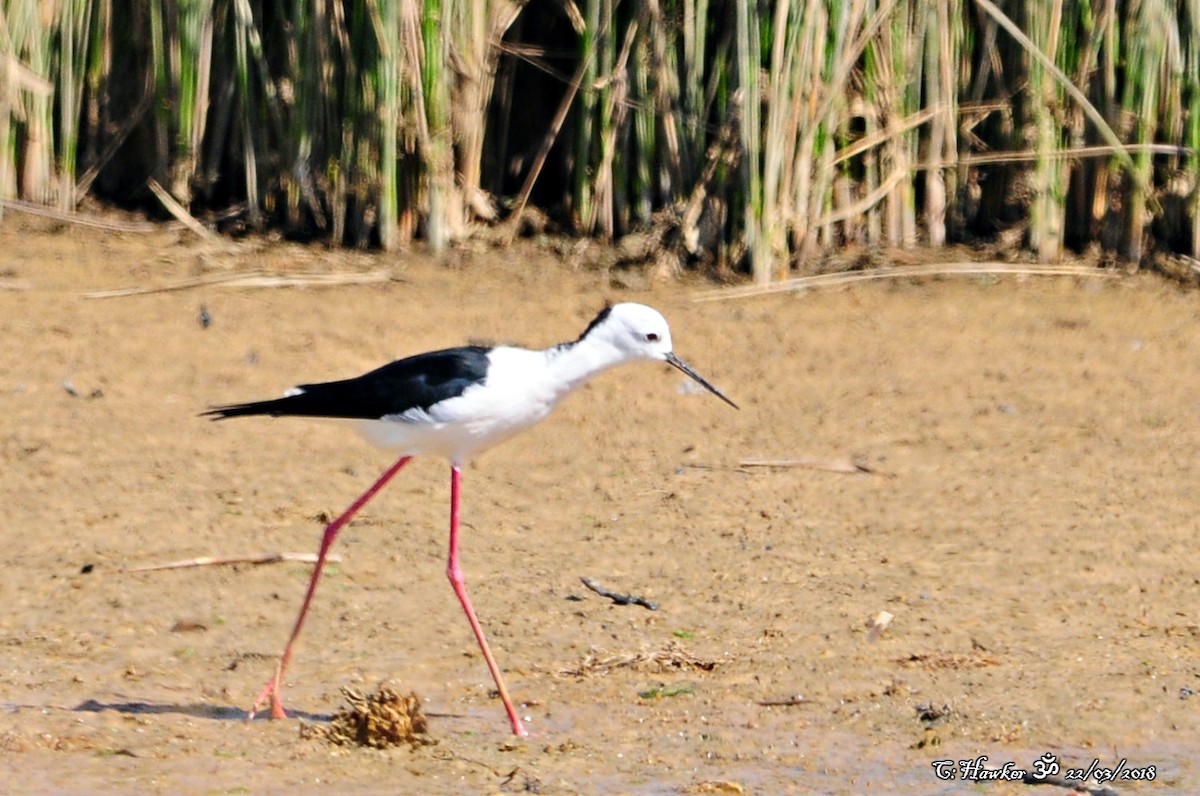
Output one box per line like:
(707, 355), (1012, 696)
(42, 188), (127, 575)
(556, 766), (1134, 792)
(666, 353), (739, 410)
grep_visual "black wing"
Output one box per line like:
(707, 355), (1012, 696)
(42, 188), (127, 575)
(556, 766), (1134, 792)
(202, 346), (492, 421)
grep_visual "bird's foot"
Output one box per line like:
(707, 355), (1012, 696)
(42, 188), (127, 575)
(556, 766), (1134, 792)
(247, 678), (288, 720)
(505, 709), (529, 737)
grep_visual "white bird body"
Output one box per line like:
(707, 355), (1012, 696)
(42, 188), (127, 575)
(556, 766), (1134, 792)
(353, 345), (562, 458)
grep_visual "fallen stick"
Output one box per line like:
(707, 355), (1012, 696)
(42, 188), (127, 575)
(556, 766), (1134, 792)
(740, 457), (877, 475)
(82, 269), (393, 298)
(0, 198), (174, 232)
(124, 552), (342, 572)
(692, 262), (1118, 302)
(580, 577), (658, 610)
(679, 463), (754, 475)
(755, 696), (809, 707)
(146, 178), (219, 242)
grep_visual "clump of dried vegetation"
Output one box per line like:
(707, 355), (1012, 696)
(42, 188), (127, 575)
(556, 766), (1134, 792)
(301, 685), (433, 749)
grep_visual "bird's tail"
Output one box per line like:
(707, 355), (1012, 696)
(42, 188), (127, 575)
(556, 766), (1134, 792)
(200, 397), (295, 420)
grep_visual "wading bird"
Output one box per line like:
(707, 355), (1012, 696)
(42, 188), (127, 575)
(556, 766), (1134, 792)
(204, 303), (737, 736)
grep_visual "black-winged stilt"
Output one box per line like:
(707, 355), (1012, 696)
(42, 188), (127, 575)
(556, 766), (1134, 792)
(204, 303), (737, 736)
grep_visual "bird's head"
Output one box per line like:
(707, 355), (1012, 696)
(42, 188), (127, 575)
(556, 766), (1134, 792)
(598, 303), (675, 360)
(585, 303), (738, 409)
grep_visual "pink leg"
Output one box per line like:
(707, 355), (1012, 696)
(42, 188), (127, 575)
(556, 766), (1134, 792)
(248, 455), (412, 720)
(447, 464), (528, 736)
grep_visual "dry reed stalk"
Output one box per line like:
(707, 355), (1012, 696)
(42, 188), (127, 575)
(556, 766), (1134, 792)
(146, 177), (217, 241)
(734, 0), (764, 281)
(81, 269), (393, 298)
(1189, 8), (1200, 258)
(452, 0), (522, 225)
(642, 0), (681, 210)
(807, 0), (872, 253)
(124, 552), (342, 572)
(868, 2), (917, 232)
(973, 0), (1135, 174)
(1117, 0), (1181, 262)
(55, 0), (93, 211)
(5, 0), (55, 205)
(0, 197), (167, 230)
(505, 53), (593, 240)
(740, 457), (876, 475)
(693, 262), (1119, 301)
(957, 144), (1187, 166)
(0, 45), (55, 205)
(377, 0), (403, 251)
(922, 0), (959, 246)
(586, 19), (637, 238)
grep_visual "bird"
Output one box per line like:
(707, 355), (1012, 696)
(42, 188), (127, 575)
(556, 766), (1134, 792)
(203, 302), (738, 737)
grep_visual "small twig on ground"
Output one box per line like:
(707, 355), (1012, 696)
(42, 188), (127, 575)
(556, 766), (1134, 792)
(82, 269), (393, 298)
(755, 696), (809, 707)
(692, 262), (1119, 302)
(429, 749), (505, 776)
(679, 463), (754, 475)
(124, 552), (341, 572)
(740, 457), (879, 475)
(581, 577), (658, 610)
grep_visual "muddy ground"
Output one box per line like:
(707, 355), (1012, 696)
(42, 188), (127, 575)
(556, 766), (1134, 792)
(1, 212), (1198, 794)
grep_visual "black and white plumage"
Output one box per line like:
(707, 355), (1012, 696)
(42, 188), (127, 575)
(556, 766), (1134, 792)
(204, 302), (737, 737)
(206, 303), (736, 458)
(208, 346), (494, 422)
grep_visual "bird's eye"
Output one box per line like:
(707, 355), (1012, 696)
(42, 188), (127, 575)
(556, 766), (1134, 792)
(646, 333), (659, 342)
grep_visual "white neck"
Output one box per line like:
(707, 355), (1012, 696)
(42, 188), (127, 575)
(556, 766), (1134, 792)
(542, 334), (630, 398)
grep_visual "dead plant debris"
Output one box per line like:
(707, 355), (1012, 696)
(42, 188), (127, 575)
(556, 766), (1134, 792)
(300, 685), (433, 748)
(686, 780), (746, 794)
(558, 640), (723, 678)
(896, 651), (999, 670)
(914, 702), (954, 722)
(579, 576), (658, 610)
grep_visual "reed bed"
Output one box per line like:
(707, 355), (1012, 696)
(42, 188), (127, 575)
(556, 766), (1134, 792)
(0, 0), (1197, 277)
